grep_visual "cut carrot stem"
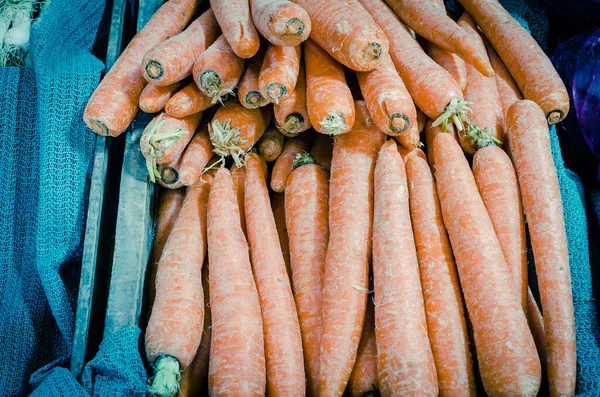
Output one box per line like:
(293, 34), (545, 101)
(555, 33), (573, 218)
(238, 48), (270, 109)
(305, 39), (355, 136)
(157, 150), (186, 190)
(140, 82), (181, 114)
(259, 44), (301, 104)
(348, 298), (378, 397)
(179, 122), (214, 187)
(310, 134), (333, 171)
(258, 128), (285, 162)
(165, 83), (214, 119)
(209, 0), (261, 58)
(274, 64), (311, 137)
(319, 101), (386, 397)
(143, 9), (221, 86)
(270, 134), (313, 192)
(250, 0), (311, 46)
(83, 0), (198, 137)
(507, 100), (576, 397)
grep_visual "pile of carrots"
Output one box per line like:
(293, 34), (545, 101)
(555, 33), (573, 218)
(84, 0), (577, 396)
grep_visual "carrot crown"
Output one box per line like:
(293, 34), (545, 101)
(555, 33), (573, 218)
(209, 119), (247, 167)
(147, 355), (181, 397)
(432, 98), (472, 132)
(462, 124), (502, 150)
(292, 152), (315, 170)
(320, 113), (348, 135)
(142, 115), (186, 183)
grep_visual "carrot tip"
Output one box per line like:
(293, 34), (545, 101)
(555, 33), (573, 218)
(292, 152), (315, 170)
(547, 110), (562, 125)
(146, 61), (164, 80)
(266, 83), (287, 103)
(284, 18), (304, 36)
(390, 113), (409, 134)
(364, 42), (382, 62)
(200, 70), (222, 99)
(147, 355), (181, 397)
(320, 113), (348, 135)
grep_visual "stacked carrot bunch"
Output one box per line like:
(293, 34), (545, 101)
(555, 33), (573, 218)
(83, 0), (577, 396)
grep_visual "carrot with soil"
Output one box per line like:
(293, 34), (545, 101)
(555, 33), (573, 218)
(178, 123), (214, 186)
(259, 44), (301, 104)
(507, 100), (576, 397)
(244, 153), (305, 396)
(146, 177), (211, 397)
(304, 39), (355, 136)
(165, 83), (214, 118)
(239, 48), (269, 109)
(285, 156), (329, 397)
(274, 64), (311, 137)
(319, 101), (386, 397)
(348, 298), (378, 397)
(310, 134), (333, 171)
(192, 35), (245, 101)
(270, 134), (313, 192)
(209, 0), (260, 58)
(433, 132), (541, 396)
(405, 154), (476, 397)
(143, 9), (221, 86)
(458, 0), (569, 124)
(250, 0), (311, 46)
(258, 128), (285, 162)
(139, 82), (180, 114)
(141, 112), (203, 183)
(83, 0), (198, 137)
(373, 140), (438, 396)
(207, 167), (265, 396)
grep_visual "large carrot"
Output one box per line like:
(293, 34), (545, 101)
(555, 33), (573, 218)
(270, 134), (313, 192)
(458, 0), (570, 124)
(209, 101), (272, 166)
(428, 42), (467, 91)
(178, 263), (212, 397)
(357, 53), (417, 140)
(271, 192), (292, 282)
(473, 145), (527, 313)
(244, 153), (305, 396)
(347, 298), (378, 397)
(238, 48), (269, 109)
(146, 177), (211, 397)
(259, 44), (301, 104)
(141, 112), (202, 183)
(209, 0), (260, 58)
(250, 0), (311, 46)
(432, 132), (541, 396)
(274, 64), (311, 137)
(507, 100), (576, 396)
(83, 0), (198, 137)
(179, 123), (214, 186)
(142, 9), (221, 86)
(258, 128), (285, 162)
(310, 134), (333, 171)
(165, 83), (213, 119)
(373, 139), (438, 396)
(230, 165), (247, 239)
(405, 154), (476, 397)
(147, 189), (185, 312)
(485, 41), (523, 121)
(458, 13), (503, 155)
(207, 167), (265, 396)
(319, 101), (386, 397)
(139, 82), (180, 114)
(305, 39), (355, 136)
(285, 157), (329, 397)
(358, 0), (468, 132)
(192, 35), (245, 101)
(291, 0), (388, 71)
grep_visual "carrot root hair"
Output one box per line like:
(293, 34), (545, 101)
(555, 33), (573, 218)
(146, 61), (163, 80)
(209, 119), (247, 167)
(462, 124), (502, 150)
(320, 113), (347, 135)
(432, 97), (472, 132)
(266, 83), (287, 104)
(142, 115), (186, 183)
(147, 355), (181, 397)
(292, 152), (315, 170)
(390, 113), (409, 134)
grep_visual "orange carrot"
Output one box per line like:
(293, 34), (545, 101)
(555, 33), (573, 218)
(358, 0), (468, 132)
(207, 167), (265, 396)
(179, 122), (214, 186)
(485, 41), (523, 121)
(274, 64), (311, 137)
(141, 112), (203, 183)
(373, 139), (438, 396)
(244, 153), (305, 396)
(425, 118), (456, 168)
(473, 145), (527, 313)
(139, 82), (181, 114)
(209, 101), (272, 166)
(457, 13), (503, 155)
(271, 191), (292, 282)
(416, 107), (426, 133)
(319, 101), (386, 397)
(178, 263), (212, 397)
(291, 0), (388, 71)
(157, 150), (186, 190)
(83, 0), (198, 137)
(210, 0), (260, 58)
(433, 132), (541, 396)
(258, 128), (285, 162)
(146, 177), (210, 397)
(143, 9), (221, 86)
(458, 0), (570, 124)
(507, 100), (576, 396)
(230, 165), (247, 239)
(259, 44), (301, 104)
(305, 39), (355, 135)
(285, 158), (329, 397)
(270, 134), (313, 192)
(527, 288), (548, 374)
(165, 83), (213, 119)
(147, 189), (185, 312)
(239, 48), (270, 109)
(250, 0), (311, 46)
(310, 133), (333, 171)
(428, 42), (468, 91)
(347, 298), (378, 397)
(397, 145), (427, 163)
(192, 35), (245, 101)
(384, 0), (493, 77)
(405, 154), (476, 397)
(357, 53), (417, 141)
